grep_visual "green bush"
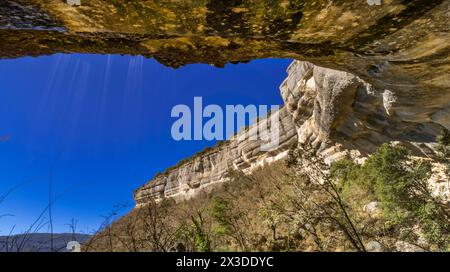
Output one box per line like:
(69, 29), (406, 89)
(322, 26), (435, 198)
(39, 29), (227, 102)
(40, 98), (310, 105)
(436, 128), (450, 159)
(436, 128), (450, 176)
(190, 213), (211, 252)
(210, 196), (233, 236)
(331, 144), (450, 250)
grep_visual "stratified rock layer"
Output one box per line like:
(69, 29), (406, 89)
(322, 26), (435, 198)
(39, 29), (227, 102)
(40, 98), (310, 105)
(134, 108), (297, 205)
(281, 61), (444, 161)
(135, 60), (447, 205)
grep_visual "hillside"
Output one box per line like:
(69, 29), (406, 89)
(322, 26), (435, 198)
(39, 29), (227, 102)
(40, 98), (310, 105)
(86, 143), (449, 252)
(0, 233), (91, 252)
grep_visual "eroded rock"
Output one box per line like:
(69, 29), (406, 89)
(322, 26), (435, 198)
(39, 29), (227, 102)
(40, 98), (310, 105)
(134, 60), (449, 205)
(134, 108), (298, 205)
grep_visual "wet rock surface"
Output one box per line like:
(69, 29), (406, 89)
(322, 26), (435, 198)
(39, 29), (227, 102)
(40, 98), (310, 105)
(0, 0), (64, 30)
(1, 1), (447, 126)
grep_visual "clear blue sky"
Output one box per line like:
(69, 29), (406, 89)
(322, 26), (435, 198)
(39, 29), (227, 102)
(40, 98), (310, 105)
(0, 54), (291, 235)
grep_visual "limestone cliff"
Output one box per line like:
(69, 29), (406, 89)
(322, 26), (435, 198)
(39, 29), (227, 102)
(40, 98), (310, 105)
(281, 61), (445, 161)
(134, 107), (298, 205)
(135, 60), (448, 205)
(0, 1), (448, 204)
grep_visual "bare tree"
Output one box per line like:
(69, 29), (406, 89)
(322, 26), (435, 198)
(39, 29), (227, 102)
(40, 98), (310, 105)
(285, 143), (366, 251)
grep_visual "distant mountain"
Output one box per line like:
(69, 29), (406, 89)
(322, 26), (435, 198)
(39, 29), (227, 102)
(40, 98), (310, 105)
(0, 233), (92, 252)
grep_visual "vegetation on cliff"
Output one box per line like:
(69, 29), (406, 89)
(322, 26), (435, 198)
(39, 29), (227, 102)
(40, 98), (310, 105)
(85, 137), (450, 252)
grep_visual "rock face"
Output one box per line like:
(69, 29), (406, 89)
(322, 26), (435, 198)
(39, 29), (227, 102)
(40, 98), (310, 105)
(134, 108), (298, 205)
(0, 1), (448, 204)
(281, 61), (445, 162)
(1, 1), (448, 126)
(1, 1), (448, 128)
(135, 60), (448, 205)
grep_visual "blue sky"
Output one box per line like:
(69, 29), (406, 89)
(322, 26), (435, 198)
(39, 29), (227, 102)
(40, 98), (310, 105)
(0, 54), (291, 235)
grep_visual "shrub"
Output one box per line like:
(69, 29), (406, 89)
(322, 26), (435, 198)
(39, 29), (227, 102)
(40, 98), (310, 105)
(331, 144), (450, 251)
(436, 128), (450, 159)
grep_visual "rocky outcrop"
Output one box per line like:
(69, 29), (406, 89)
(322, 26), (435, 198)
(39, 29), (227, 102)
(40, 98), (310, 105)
(1, 1), (448, 127)
(134, 107), (297, 205)
(1, 1), (448, 128)
(281, 61), (445, 163)
(135, 59), (448, 205)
